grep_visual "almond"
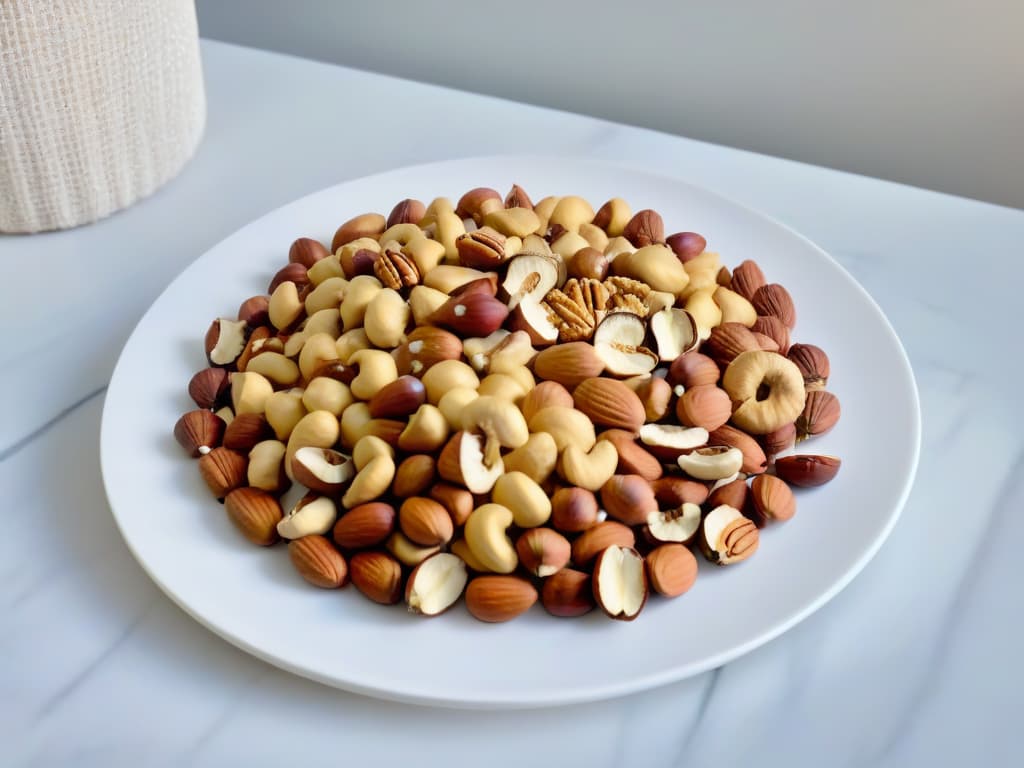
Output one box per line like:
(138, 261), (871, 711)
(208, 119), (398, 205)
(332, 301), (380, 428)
(532, 342), (605, 388)
(787, 344), (830, 390)
(707, 476), (750, 514)
(224, 487), (282, 546)
(515, 528), (571, 577)
(429, 482), (475, 527)
(645, 544), (698, 597)
(222, 412), (274, 452)
(796, 390), (841, 440)
(592, 545), (648, 621)
(572, 377), (646, 432)
(393, 454), (436, 497)
(752, 284), (796, 329)
(349, 550), (403, 604)
(570, 520), (635, 566)
(729, 259), (766, 301)
(598, 429), (663, 481)
(622, 209), (665, 246)
(751, 315), (790, 354)
(398, 497), (455, 547)
(703, 323), (760, 368)
(332, 502), (396, 549)
(541, 568), (595, 617)
(288, 534), (347, 588)
(367, 375), (427, 418)
(465, 576), (538, 622)
(198, 447), (248, 498)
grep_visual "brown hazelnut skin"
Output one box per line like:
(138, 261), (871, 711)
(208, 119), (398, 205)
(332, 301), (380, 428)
(665, 232), (707, 262)
(568, 247), (611, 280)
(288, 237), (329, 268)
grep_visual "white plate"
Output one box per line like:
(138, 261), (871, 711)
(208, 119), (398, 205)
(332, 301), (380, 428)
(101, 156), (920, 708)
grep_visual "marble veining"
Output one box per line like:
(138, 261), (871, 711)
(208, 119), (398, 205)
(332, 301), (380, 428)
(1, 39), (1022, 767)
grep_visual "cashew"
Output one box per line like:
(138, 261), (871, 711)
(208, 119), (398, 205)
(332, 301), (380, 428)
(348, 349), (398, 400)
(339, 402), (372, 448)
(501, 364), (535, 394)
(386, 531), (441, 567)
(403, 238), (446, 276)
(594, 197), (632, 236)
(550, 231), (590, 259)
(342, 454), (396, 508)
(363, 288), (409, 348)
(422, 265), (489, 295)
(264, 388), (307, 440)
(462, 396), (529, 466)
(721, 350), (806, 434)
(578, 222), (609, 252)
(478, 373), (528, 402)
(437, 387), (479, 430)
(491, 472), (551, 528)
(504, 235), (523, 258)
(603, 236), (635, 262)
(646, 290), (676, 315)
(301, 377), (353, 416)
(713, 286), (757, 327)
(268, 280), (304, 330)
(421, 359), (479, 404)
(521, 233), (553, 256)
(277, 495), (337, 539)
(685, 289), (723, 340)
(502, 432), (558, 484)
(487, 331), (537, 374)
(613, 244), (689, 295)
(398, 404), (451, 453)
(557, 441), (619, 491)
(380, 223), (425, 246)
(450, 538), (490, 572)
(527, 406), (596, 453)
(548, 195), (595, 233)
(304, 276), (348, 315)
(303, 308), (342, 339)
(484, 207), (541, 239)
(298, 332), (339, 381)
(434, 209), (466, 262)
(337, 236), (381, 261)
(307, 253), (345, 285)
(677, 446), (744, 481)
(335, 328), (371, 362)
(285, 410), (340, 480)
(231, 371), (274, 415)
(464, 503), (518, 574)
(680, 252), (722, 299)
(420, 196), (456, 227)
(245, 351), (300, 387)
(283, 330), (309, 358)
(340, 275), (383, 332)
(532, 196), (560, 234)
(352, 434), (395, 470)
(463, 330), (510, 372)
(247, 439), (288, 492)
(408, 285), (450, 325)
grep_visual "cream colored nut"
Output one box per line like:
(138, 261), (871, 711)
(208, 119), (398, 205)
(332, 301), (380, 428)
(303, 308), (342, 339)
(502, 432), (558, 484)
(297, 332), (339, 381)
(463, 330), (510, 372)
(337, 236), (381, 268)
(340, 274), (384, 332)
(403, 237), (445, 276)
(301, 377), (353, 416)
(677, 446), (744, 480)
(422, 265), (489, 295)
(342, 454), (396, 508)
(680, 252), (722, 299)
(527, 406), (596, 453)
(398, 403), (451, 453)
(420, 196), (456, 226)
(245, 352), (300, 387)
(285, 410), (340, 480)
(612, 244), (689, 295)
(363, 288), (410, 349)
(307, 254), (345, 285)
(264, 388), (306, 440)
(593, 198), (632, 236)
(462, 396), (529, 466)
(488, 334), (537, 375)
(434, 209), (466, 262)
(278, 495), (338, 539)
(352, 434), (395, 470)
(379, 222), (425, 246)
(450, 538), (490, 572)
(278, 330), (306, 359)
(603, 236), (635, 261)
(491, 472), (551, 528)
(578, 222), (610, 252)
(521, 233), (553, 256)
(339, 402), (372, 448)
(504, 235), (523, 258)
(548, 195), (595, 233)
(550, 231), (591, 258)
(437, 387), (479, 430)
(268, 281), (304, 330)
(685, 289), (723, 340)
(484, 207), (541, 239)
(646, 290), (676, 315)
(247, 439), (288, 492)
(214, 406), (235, 426)
(408, 284), (450, 325)
(464, 503), (518, 574)
(304, 276), (349, 315)
(532, 196), (560, 234)
(386, 531), (441, 567)
(231, 371), (274, 415)
(478, 373), (529, 402)
(557, 441), (618, 491)
(501, 365), (535, 394)
(335, 328), (371, 362)
(421, 359), (480, 404)
(713, 286), (757, 327)
(348, 349), (399, 400)
(722, 350), (806, 434)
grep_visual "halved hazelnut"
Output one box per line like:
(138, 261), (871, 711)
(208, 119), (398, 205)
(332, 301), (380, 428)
(593, 312), (658, 376)
(290, 446), (355, 496)
(677, 446), (744, 481)
(645, 503), (701, 544)
(592, 545), (648, 621)
(436, 431), (504, 494)
(405, 552), (468, 616)
(502, 253), (561, 308)
(205, 318), (248, 368)
(639, 423), (709, 452)
(773, 454), (841, 487)
(700, 505), (759, 565)
(649, 307), (699, 360)
(277, 493), (338, 540)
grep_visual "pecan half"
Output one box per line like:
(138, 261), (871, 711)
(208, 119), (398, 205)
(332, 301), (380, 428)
(374, 248), (420, 290)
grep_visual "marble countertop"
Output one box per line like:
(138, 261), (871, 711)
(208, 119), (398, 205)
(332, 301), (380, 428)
(2, 40), (1021, 766)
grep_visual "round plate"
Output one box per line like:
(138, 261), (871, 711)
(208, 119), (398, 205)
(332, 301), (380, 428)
(101, 156), (920, 708)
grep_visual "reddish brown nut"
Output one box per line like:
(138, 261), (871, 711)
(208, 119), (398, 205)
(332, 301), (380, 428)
(393, 454), (436, 498)
(592, 545), (648, 620)
(573, 377), (646, 433)
(650, 476), (710, 507)
(599, 430), (663, 482)
(465, 576), (538, 622)
(204, 318), (248, 368)
(198, 447), (248, 498)
(516, 528), (571, 577)
(623, 209), (664, 246)
(386, 198), (426, 228)
(633, 376), (673, 422)
(456, 187), (502, 223)
(750, 474), (796, 522)
(367, 375), (427, 419)
(174, 409), (226, 457)
(762, 422), (797, 458)
(646, 544), (698, 597)
(752, 284), (796, 329)
(703, 323), (760, 368)
(288, 535), (348, 588)
(223, 487), (282, 546)
(708, 425), (768, 475)
(268, 262), (309, 294)
(773, 455), (841, 487)
(541, 568), (595, 617)
(504, 184), (534, 210)
(570, 521), (635, 566)
(665, 232), (707, 263)
(399, 497), (455, 547)
(568, 246), (611, 281)
(429, 483), (475, 527)
(237, 295), (271, 328)
(340, 248), (378, 278)
(729, 260), (766, 302)
(707, 476), (750, 513)
(751, 315), (790, 355)
(331, 212), (385, 252)
(222, 413), (274, 452)
(667, 352), (720, 388)
(600, 474), (658, 527)
(349, 550), (403, 604)
(551, 487), (600, 533)
(288, 237), (330, 268)
(796, 390), (841, 440)
(675, 385), (732, 431)
(787, 344), (831, 390)
(188, 368), (231, 410)
(332, 502), (396, 549)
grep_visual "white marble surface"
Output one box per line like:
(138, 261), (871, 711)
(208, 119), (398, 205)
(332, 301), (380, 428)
(1, 40), (1021, 766)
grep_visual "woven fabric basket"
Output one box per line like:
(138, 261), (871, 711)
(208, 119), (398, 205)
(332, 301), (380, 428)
(0, 0), (205, 232)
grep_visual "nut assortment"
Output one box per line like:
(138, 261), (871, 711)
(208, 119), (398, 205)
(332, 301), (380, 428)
(174, 187), (843, 622)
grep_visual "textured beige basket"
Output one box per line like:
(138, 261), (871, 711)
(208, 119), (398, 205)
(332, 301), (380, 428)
(0, 0), (205, 233)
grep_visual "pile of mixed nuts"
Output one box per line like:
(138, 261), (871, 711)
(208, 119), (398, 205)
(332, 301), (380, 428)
(174, 187), (841, 622)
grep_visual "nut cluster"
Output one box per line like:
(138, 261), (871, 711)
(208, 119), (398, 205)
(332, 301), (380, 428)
(174, 187), (842, 622)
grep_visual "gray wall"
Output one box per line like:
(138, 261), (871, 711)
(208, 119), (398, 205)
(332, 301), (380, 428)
(197, 0), (1023, 209)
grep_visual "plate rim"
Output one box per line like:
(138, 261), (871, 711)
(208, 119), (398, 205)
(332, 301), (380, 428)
(100, 153), (922, 708)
